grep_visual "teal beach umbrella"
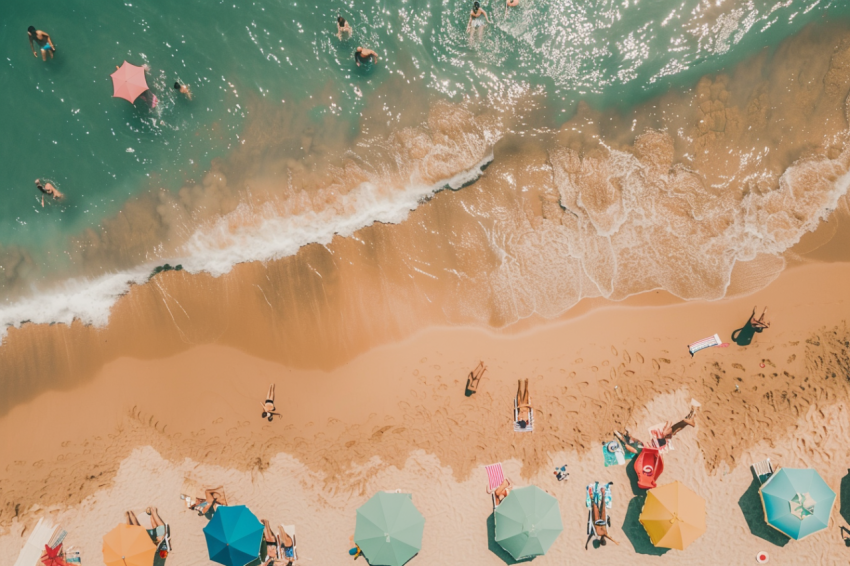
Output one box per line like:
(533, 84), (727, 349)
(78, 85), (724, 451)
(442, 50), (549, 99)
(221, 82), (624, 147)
(759, 468), (835, 540)
(355, 491), (425, 566)
(203, 505), (264, 566)
(494, 485), (563, 560)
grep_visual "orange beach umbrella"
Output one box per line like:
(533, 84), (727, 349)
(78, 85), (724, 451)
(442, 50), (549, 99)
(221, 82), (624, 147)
(110, 61), (149, 103)
(639, 481), (706, 550)
(103, 524), (156, 566)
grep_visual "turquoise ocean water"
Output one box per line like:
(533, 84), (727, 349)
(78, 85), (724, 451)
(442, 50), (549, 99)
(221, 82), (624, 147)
(1, 0), (848, 326)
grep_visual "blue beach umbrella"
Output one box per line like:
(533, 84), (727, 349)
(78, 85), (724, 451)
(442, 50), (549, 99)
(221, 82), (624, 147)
(760, 468), (835, 540)
(203, 505), (264, 566)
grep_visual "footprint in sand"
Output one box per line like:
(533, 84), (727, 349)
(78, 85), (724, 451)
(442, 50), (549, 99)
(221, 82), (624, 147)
(345, 441), (356, 448)
(575, 358), (583, 364)
(591, 366), (599, 372)
(413, 369), (419, 376)
(611, 346), (618, 356)
(61, 441), (70, 447)
(433, 365), (441, 370)
(602, 360), (609, 367)
(623, 351), (631, 364)
(569, 371), (576, 378)
(213, 417), (223, 424)
(610, 368), (617, 379)
(732, 363), (745, 371)
(420, 358), (428, 363)
(639, 338), (646, 343)
(624, 370), (635, 376)
(636, 352), (644, 364)
(560, 369), (566, 373)
(787, 354), (796, 363)
(659, 358), (671, 364)
(652, 359), (661, 371)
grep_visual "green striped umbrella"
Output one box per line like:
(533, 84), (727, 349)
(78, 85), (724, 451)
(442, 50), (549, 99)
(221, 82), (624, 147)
(355, 492), (424, 566)
(760, 467), (835, 540)
(494, 485), (563, 560)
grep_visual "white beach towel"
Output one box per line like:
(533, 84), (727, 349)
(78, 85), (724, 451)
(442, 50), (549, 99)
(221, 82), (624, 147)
(14, 518), (56, 566)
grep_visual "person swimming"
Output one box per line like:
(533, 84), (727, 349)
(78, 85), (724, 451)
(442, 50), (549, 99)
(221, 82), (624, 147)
(35, 179), (63, 207)
(355, 46), (379, 66)
(27, 26), (55, 61)
(174, 82), (193, 100)
(467, 2), (491, 40)
(337, 16), (352, 40)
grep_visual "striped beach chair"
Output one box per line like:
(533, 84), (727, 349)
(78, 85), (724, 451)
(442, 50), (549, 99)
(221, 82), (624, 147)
(688, 334), (722, 356)
(752, 458), (774, 485)
(486, 463), (506, 508)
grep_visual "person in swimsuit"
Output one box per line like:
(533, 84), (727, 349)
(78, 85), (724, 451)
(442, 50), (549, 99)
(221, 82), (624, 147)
(35, 179), (63, 207)
(337, 16), (353, 40)
(488, 478), (513, 504)
(355, 47), (379, 67)
(180, 486), (228, 516)
(750, 306), (770, 330)
(28, 26), (55, 61)
(147, 507), (168, 546)
(516, 378), (532, 429)
(506, 0), (520, 6)
(262, 520), (280, 560)
(262, 384), (280, 421)
(467, 2), (491, 41)
(278, 525), (296, 566)
(174, 82), (193, 100)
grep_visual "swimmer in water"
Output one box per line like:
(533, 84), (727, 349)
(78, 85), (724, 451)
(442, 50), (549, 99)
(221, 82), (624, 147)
(174, 81), (193, 100)
(27, 26), (55, 61)
(467, 2), (491, 41)
(337, 16), (352, 40)
(35, 179), (63, 207)
(355, 46), (378, 67)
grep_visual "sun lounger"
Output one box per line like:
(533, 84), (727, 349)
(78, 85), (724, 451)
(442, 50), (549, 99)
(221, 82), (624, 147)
(688, 333), (722, 356)
(752, 458), (774, 485)
(513, 398), (533, 432)
(486, 462), (506, 508)
(280, 525), (297, 563)
(585, 482), (617, 549)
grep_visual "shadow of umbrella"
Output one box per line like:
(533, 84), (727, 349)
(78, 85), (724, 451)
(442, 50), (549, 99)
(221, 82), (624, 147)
(840, 470), (850, 524)
(622, 494), (669, 556)
(487, 513), (523, 564)
(737, 475), (790, 547)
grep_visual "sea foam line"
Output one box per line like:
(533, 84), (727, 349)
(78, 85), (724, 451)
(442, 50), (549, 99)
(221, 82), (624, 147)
(0, 152), (494, 340)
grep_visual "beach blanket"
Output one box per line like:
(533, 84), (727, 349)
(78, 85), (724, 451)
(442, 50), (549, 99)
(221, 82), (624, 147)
(648, 423), (674, 454)
(602, 439), (641, 467)
(688, 333), (722, 356)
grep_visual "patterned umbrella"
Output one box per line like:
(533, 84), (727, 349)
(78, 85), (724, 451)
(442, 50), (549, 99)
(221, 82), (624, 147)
(760, 467), (835, 540)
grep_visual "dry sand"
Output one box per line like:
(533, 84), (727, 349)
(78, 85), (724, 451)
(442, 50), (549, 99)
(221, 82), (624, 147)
(2, 256), (850, 564)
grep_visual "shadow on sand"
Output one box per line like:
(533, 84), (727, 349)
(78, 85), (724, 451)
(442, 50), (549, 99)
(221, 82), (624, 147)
(621, 464), (669, 556)
(731, 320), (757, 346)
(487, 513), (526, 564)
(737, 472), (790, 547)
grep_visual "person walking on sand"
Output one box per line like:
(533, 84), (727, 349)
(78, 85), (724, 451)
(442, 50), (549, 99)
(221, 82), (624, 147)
(355, 46), (378, 66)
(467, 2), (491, 41)
(337, 16), (352, 40)
(35, 179), (63, 207)
(28, 26), (55, 61)
(173, 81), (192, 100)
(262, 384), (280, 421)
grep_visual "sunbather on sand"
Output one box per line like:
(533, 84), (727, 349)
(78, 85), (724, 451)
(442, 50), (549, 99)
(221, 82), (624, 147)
(661, 405), (697, 439)
(516, 378), (532, 428)
(489, 478), (513, 504)
(126, 510), (143, 526)
(750, 306), (770, 330)
(262, 520), (280, 559)
(585, 486), (618, 549)
(613, 429), (644, 455)
(278, 526), (296, 565)
(181, 486), (228, 516)
(466, 361), (486, 393)
(262, 384), (280, 421)
(147, 507), (168, 544)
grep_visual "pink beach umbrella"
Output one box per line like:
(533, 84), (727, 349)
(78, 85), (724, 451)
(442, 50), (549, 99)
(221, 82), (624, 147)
(110, 61), (149, 103)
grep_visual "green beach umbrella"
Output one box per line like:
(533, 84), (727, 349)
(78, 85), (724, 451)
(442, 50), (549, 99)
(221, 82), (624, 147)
(355, 491), (425, 566)
(760, 467), (835, 540)
(494, 485), (563, 560)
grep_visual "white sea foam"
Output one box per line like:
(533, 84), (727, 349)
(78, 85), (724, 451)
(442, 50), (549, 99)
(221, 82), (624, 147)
(0, 153), (494, 339)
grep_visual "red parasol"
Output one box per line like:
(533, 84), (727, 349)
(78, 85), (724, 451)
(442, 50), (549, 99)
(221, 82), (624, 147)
(41, 544), (68, 566)
(110, 61), (149, 103)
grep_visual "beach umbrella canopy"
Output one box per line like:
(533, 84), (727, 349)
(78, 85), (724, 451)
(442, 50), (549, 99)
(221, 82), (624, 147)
(494, 485), (563, 560)
(102, 524), (156, 566)
(760, 467), (835, 540)
(354, 491), (424, 566)
(203, 505), (264, 566)
(110, 61), (148, 103)
(639, 481), (706, 550)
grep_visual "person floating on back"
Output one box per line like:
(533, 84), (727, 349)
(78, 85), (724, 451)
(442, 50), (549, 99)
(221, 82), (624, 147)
(467, 2), (491, 41)
(337, 16), (352, 40)
(355, 46), (378, 67)
(174, 82), (192, 100)
(28, 26), (55, 61)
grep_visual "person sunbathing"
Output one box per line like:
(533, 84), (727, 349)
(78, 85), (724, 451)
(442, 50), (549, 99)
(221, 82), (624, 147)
(489, 478), (513, 504)
(585, 486), (619, 549)
(660, 405), (698, 440)
(613, 429), (644, 455)
(126, 510), (143, 526)
(278, 526), (296, 566)
(146, 507), (168, 545)
(262, 384), (280, 421)
(466, 361), (486, 393)
(262, 520), (280, 560)
(750, 306), (770, 330)
(181, 486), (228, 516)
(516, 378), (532, 428)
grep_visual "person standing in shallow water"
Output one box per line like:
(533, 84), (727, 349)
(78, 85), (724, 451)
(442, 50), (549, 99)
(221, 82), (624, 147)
(355, 46), (378, 66)
(467, 2), (491, 41)
(337, 16), (352, 40)
(28, 26), (55, 61)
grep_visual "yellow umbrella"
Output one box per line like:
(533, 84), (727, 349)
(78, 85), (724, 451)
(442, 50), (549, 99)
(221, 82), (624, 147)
(639, 481), (706, 550)
(103, 524), (156, 566)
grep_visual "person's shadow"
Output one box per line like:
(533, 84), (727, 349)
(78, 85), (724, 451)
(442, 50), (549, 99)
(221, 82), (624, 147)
(737, 470), (790, 546)
(731, 319), (757, 346)
(621, 464), (669, 555)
